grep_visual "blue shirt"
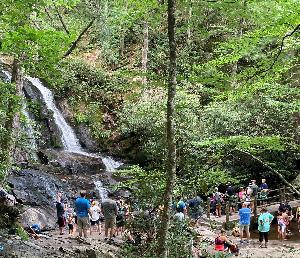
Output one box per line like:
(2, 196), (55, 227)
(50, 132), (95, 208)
(258, 212), (274, 232)
(75, 197), (90, 218)
(239, 207), (251, 225)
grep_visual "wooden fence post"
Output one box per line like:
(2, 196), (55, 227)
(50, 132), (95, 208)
(225, 201), (230, 228)
(279, 188), (283, 203)
(207, 197), (211, 219)
(253, 196), (258, 220)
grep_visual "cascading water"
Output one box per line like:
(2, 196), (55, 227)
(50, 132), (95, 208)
(26, 76), (83, 153)
(26, 75), (123, 197)
(94, 180), (108, 201)
(3, 70), (11, 82)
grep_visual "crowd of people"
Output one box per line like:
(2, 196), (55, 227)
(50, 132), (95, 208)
(211, 179), (269, 217)
(49, 183), (300, 256)
(55, 191), (130, 243)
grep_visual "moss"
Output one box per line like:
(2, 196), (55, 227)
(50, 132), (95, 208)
(14, 224), (29, 241)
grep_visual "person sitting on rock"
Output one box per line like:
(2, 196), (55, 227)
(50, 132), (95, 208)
(214, 228), (237, 253)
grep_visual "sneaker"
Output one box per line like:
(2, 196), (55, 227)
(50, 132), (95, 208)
(239, 240), (244, 244)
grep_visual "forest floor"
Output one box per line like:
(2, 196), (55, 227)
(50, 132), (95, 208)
(2, 224), (300, 258)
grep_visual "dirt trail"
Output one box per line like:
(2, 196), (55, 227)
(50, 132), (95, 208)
(0, 228), (120, 258)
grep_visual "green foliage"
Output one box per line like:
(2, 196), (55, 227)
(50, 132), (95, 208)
(15, 225), (29, 241)
(0, 81), (21, 181)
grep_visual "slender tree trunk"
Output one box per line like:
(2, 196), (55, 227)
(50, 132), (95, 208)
(53, 2), (70, 34)
(231, 0), (246, 87)
(141, 21), (149, 84)
(63, 18), (96, 58)
(119, 31), (125, 59)
(157, 0), (177, 257)
(186, 2), (192, 46)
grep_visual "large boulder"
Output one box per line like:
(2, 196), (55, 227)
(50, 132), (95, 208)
(8, 169), (72, 229)
(19, 207), (57, 230)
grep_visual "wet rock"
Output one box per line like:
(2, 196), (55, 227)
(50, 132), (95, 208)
(43, 149), (106, 174)
(76, 124), (100, 152)
(8, 169), (70, 206)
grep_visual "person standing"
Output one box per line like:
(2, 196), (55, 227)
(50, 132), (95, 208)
(238, 203), (251, 243)
(55, 192), (66, 235)
(213, 187), (223, 218)
(101, 192), (118, 242)
(90, 201), (102, 235)
(258, 207), (274, 248)
(75, 191), (91, 240)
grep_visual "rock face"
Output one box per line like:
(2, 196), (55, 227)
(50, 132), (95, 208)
(8, 169), (72, 229)
(76, 124), (100, 152)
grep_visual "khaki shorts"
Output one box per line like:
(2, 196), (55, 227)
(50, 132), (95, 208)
(77, 217), (90, 230)
(104, 217), (116, 229)
(239, 224), (249, 232)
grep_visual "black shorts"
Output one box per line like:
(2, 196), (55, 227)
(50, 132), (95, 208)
(90, 219), (100, 226)
(58, 217), (66, 228)
(68, 224), (74, 230)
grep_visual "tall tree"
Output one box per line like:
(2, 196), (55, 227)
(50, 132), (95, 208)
(157, 0), (177, 256)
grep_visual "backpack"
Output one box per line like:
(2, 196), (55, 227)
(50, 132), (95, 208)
(215, 192), (222, 204)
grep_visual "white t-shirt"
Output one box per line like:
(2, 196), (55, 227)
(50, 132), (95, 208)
(90, 206), (101, 221)
(174, 212), (185, 221)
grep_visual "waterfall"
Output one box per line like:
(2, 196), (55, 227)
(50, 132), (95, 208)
(3, 70), (12, 82)
(93, 180), (108, 201)
(26, 76), (123, 172)
(26, 76), (83, 153)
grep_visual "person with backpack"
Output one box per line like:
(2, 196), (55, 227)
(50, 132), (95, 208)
(101, 192), (118, 242)
(213, 187), (223, 218)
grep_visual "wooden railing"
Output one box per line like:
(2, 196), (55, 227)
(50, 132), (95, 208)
(205, 186), (298, 226)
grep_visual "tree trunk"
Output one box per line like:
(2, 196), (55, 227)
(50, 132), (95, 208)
(186, 2), (192, 45)
(63, 18), (96, 58)
(141, 21), (149, 84)
(119, 31), (125, 59)
(157, 0), (177, 257)
(231, 0), (246, 87)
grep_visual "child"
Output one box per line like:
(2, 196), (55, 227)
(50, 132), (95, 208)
(67, 213), (75, 236)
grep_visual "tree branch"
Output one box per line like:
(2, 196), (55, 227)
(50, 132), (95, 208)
(53, 1), (70, 34)
(249, 23), (300, 79)
(235, 149), (300, 196)
(63, 18), (96, 58)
